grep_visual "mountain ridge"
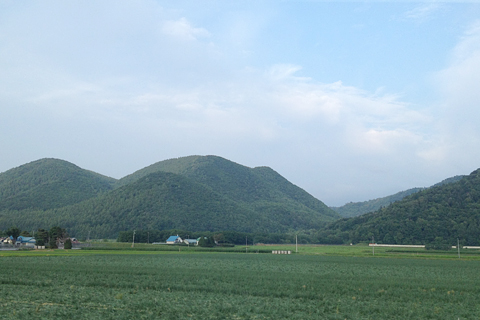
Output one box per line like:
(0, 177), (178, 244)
(0, 158), (116, 211)
(318, 170), (480, 245)
(331, 175), (465, 218)
(0, 156), (338, 238)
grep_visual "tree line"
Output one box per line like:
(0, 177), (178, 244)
(117, 229), (312, 246)
(1, 225), (72, 249)
(315, 169), (480, 247)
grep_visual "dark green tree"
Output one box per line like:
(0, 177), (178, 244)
(198, 236), (215, 247)
(36, 229), (49, 244)
(48, 238), (58, 249)
(20, 230), (32, 237)
(64, 238), (72, 249)
(425, 237), (452, 251)
(48, 226), (67, 249)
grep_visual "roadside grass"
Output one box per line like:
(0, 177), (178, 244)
(255, 243), (480, 260)
(3, 242), (480, 259)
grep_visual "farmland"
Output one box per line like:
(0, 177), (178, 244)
(1, 249), (479, 319)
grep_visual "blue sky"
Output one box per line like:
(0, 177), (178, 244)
(1, 1), (480, 206)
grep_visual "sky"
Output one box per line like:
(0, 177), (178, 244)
(1, 1), (480, 206)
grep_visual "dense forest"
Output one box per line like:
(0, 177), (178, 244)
(1, 156), (478, 245)
(331, 188), (424, 218)
(0, 156), (338, 239)
(331, 176), (465, 218)
(317, 169), (480, 246)
(0, 159), (115, 211)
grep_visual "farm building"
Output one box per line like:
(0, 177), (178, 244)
(183, 239), (198, 246)
(0, 236), (14, 244)
(166, 235), (183, 244)
(16, 236), (36, 247)
(0, 236), (13, 244)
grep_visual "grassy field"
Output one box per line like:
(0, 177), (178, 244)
(1, 248), (480, 319)
(261, 244), (480, 260)
(24, 241), (478, 260)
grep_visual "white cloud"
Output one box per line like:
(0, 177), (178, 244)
(417, 144), (449, 163)
(437, 20), (480, 124)
(451, 21), (480, 62)
(350, 128), (421, 155)
(13, 56), (430, 165)
(429, 20), (480, 173)
(267, 64), (305, 81)
(2, 1), (479, 206)
(404, 3), (441, 21)
(162, 17), (210, 41)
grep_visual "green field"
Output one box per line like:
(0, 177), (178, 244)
(1, 249), (479, 319)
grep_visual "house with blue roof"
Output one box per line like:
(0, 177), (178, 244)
(16, 236), (36, 247)
(166, 235), (183, 244)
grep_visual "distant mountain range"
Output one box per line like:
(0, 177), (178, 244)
(318, 170), (480, 246)
(0, 156), (339, 238)
(331, 176), (465, 218)
(1, 155), (478, 245)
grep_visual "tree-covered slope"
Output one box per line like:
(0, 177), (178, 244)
(0, 171), (253, 238)
(0, 171), (317, 238)
(331, 175), (465, 218)
(318, 169), (480, 246)
(251, 166), (339, 221)
(0, 158), (116, 210)
(115, 155), (203, 187)
(431, 175), (465, 187)
(0, 156), (339, 238)
(331, 188), (424, 218)
(118, 155), (339, 224)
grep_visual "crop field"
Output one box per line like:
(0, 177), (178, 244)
(1, 252), (479, 319)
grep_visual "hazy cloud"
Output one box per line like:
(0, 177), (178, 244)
(404, 3), (441, 21)
(433, 20), (480, 171)
(1, 2), (480, 206)
(162, 17), (211, 41)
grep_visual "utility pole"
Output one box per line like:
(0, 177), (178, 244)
(372, 236), (375, 256)
(296, 234), (298, 253)
(147, 232), (149, 244)
(246, 236), (248, 254)
(458, 238), (460, 259)
(132, 230), (136, 248)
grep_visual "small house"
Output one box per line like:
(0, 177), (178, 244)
(2, 236), (14, 244)
(0, 237), (12, 244)
(166, 235), (183, 244)
(16, 236), (36, 247)
(184, 239), (198, 246)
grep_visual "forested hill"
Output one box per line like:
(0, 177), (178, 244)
(317, 169), (480, 246)
(116, 155), (203, 187)
(331, 188), (424, 218)
(0, 156), (339, 238)
(0, 158), (116, 210)
(117, 155), (339, 222)
(331, 175), (465, 218)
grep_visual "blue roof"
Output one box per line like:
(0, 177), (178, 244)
(166, 236), (180, 242)
(17, 236), (36, 243)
